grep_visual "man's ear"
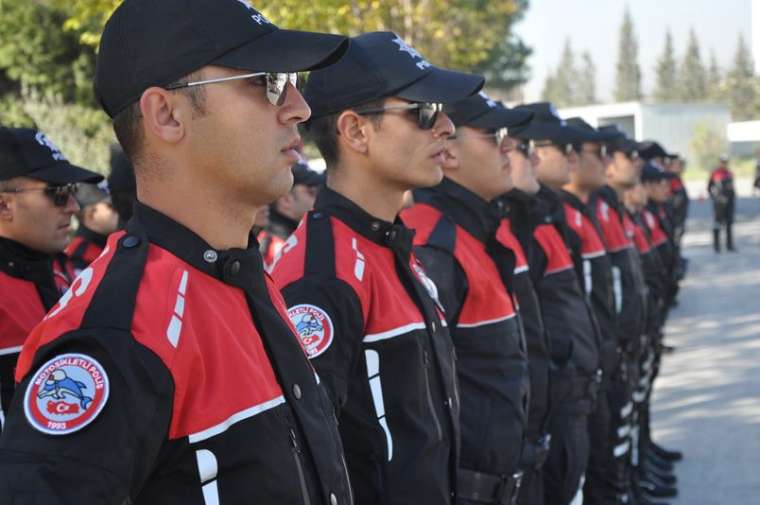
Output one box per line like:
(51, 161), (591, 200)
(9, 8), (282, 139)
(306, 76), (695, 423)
(335, 110), (371, 156)
(139, 87), (187, 145)
(0, 194), (13, 222)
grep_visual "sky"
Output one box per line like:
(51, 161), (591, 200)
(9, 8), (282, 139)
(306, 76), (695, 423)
(515, 0), (753, 102)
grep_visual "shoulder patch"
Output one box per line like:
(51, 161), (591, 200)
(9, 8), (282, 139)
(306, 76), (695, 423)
(24, 353), (109, 435)
(287, 304), (334, 359)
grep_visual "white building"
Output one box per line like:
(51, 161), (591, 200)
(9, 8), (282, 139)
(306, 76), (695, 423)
(558, 101), (732, 159)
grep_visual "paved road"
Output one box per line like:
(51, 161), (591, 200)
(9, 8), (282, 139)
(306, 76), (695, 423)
(651, 195), (760, 505)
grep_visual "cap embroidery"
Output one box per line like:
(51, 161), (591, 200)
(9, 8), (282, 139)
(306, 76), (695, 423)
(479, 91), (497, 108)
(234, 0), (270, 25)
(391, 36), (431, 70)
(34, 132), (67, 162)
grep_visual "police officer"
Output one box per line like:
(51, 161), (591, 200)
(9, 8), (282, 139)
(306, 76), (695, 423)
(0, 1), (354, 503)
(560, 117), (632, 505)
(401, 93), (533, 505)
(260, 160), (322, 267)
(64, 183), (119, 275)
(509, 103), (602, 505)
(708, 154), (736, 252)
(0, 127), (102, 429)
(270, 32), (483, 505)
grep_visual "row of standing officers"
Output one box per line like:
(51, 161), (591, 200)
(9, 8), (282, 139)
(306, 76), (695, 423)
(0, 1), (689, 504)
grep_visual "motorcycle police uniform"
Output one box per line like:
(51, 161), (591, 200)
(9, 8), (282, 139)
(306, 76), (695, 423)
(64, 183), (113, 276)
(0, 127), (102, 427)
(401, 95), (534, 505)
(270, 32), (484, 505)
(0, 1), (355, 504)
(708, 157), (737, 252)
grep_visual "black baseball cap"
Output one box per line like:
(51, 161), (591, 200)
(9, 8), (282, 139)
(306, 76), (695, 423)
(292, 161), (323, 187)
(95, 0), (350, 118)
(303, 31), (484, 119)
(510, 102), (588, 144)
(600, 125), (640, 155)
(0, 127), (103, 184)
(638, 141), (669, 160)
(445, 92), (533, 130)
(565, 117), (622, 143)
(641, 161), (676, 182)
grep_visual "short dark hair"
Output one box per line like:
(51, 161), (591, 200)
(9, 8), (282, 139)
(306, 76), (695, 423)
(112, 72), (207, 163)
(303, 98), (386, 168)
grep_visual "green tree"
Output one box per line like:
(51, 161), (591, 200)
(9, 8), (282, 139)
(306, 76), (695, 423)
(706, 50), (725, 101)
(577, 51), (597, 105)
(677, 29), (707, 101)
(614, 8), (642, 102)
(689, 121), (727, 172)
(725, 34), (758, 120)
(653, 29), (678, 101)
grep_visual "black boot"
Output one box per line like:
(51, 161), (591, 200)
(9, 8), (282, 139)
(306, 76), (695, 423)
(713, 228), (721, 253)
(727, 222), (736, 251)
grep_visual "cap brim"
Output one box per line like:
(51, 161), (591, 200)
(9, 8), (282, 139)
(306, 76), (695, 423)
(29, 162), (104, 185)
(511, 123), (587, 144)
(467, 107), (534, 130)
(395, 67), (484, 104)
(214, 28), (349, 73)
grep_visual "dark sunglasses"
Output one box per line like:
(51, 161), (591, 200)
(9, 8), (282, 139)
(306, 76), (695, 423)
(514, 141), (532, 157)
(165, 72), (298, 107)
(573, 144), (608, 158)
(449, 127), (509, 146)
(356, 102), (443, 130)
(0, 183), (79, 207)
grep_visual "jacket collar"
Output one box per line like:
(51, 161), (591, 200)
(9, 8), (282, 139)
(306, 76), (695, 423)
(0, 236), (52, 279)
(414, 177), (501, 243)
(128, 202), (266, 290)
(313, 184), (415, 256)
(75, 224), (109, 249)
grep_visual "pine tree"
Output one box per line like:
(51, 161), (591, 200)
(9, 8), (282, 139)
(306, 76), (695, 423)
(653, 29), (678, 101)
(577, 51), (598, 104)
(725, 34), (757, 120)
(614, 8), (642, 102)
(706, 50), (724, 101)
(678, 28), (708, 101)
(553, 38), (577, 106)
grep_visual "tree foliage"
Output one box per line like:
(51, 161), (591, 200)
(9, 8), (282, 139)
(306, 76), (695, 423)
(653, 30), (678, 101)
(677, 29), (707, 101)
(541, 41), (597, 106)
(725, 34), (759, 120)
(614, 8), (642, 102)
(689, 121), (727, 172)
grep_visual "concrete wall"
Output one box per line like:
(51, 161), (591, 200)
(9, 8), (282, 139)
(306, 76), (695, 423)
(640, 103), (731, 159)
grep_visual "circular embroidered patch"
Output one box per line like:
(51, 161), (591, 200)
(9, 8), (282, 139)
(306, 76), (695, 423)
(288, 304), (334, 358)
(23, 353), (110, 436)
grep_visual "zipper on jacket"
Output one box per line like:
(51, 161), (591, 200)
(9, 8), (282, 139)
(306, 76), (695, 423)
(422, 350), (444, 441)
(289, 428), (313, 505)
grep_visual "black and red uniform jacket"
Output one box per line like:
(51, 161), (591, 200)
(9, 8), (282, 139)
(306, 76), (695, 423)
(643, 204), (675, 276)
(559, 190), (620, 380)
(591, 187), (648, 357)
(510, 187), (600, 412)
(708, 167), (736, 205)
(495, 194), (551, 445)
(0, 203), (352, 505)
(0, 237), (70, 419)
(401, 179), (529, 481)
(271, 187), (460, 505)
(667, 176), (688, 241)
(259, 209), (298, 269)
(63, 225), (108, 276)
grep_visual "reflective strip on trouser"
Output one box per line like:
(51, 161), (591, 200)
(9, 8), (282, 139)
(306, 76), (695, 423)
(570, 475), (585, 505)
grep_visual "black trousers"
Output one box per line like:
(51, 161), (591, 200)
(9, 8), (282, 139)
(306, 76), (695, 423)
(544, 412), (590, 505)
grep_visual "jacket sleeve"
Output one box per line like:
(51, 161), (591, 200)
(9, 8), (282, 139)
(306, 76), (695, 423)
(280, 277), (364, 412)
(412, 246), (468, 328)
(0, 329), (174, 505)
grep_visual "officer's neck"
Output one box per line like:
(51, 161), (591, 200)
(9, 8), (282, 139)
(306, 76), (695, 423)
(325, 161), (406, 223)
(562, 181), (590, 202)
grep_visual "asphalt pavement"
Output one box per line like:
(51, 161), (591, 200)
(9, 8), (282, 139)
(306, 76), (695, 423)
(650, 192), (760, 505)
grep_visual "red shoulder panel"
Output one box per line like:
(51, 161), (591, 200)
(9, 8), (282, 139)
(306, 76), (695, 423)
(643, 210), (668, 247)
(622, 213), (651, 254)
(496, 218), (528, 273)
(0, 272), (47, 353)
(563, 203), (606, 258)
(533, 224), (574, 275)
(594, 199), (633, 253)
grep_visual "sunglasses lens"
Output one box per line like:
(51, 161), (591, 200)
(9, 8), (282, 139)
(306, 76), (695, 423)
(418, 103), (440, 130)
(46, 184), (75, 207)
(266, 73), (297, 106)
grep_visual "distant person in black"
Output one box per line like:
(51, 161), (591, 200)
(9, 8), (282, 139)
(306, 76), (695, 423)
(708, 154), (736, 252)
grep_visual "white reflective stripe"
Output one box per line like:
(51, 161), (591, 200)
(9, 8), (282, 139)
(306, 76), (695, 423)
(618, 424), (631, 438)
(0, 346), (22, 356)
(366, 350), (393, 461)
(569, 474), (585, 505)
(583, 260), (593, 296)
(612, 266), (623, 314)
(514, 265), (530, 274)
(201, 480), (220, 505)
(0, 405), (4, 431)
(188, 395), (286, 443)
(363, 322), (426, 343)
(614, 440), (631, 458)
(167, 270), (190, 348)
(581, 250), (606, 259)
(632, 390), (646, 403)
(166, 316), (182, 348)
(456, 313), (517, 329)
(195, 449), (218, 484)
(620, 401), (633, 417)
(178, 270), (189, 295)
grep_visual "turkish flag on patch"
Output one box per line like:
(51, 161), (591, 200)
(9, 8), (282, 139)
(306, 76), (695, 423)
(47, 401), (79, 415)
